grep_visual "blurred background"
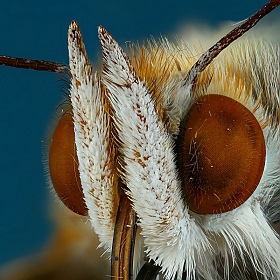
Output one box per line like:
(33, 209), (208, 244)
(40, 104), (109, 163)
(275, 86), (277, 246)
(0, 0), (279, 279)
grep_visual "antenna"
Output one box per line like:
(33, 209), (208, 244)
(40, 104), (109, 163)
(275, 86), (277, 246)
(0, 55), (69, 73)
(184, 0), (280, 88)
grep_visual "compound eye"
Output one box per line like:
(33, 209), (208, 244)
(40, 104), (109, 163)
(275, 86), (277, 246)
(49, 112), (88, 216)
(179, 94), (266, 214)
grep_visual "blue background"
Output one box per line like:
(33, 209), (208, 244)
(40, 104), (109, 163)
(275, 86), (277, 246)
(0, 0), (279, 268)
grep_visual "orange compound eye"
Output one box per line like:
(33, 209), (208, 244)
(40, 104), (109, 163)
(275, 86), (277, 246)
(179, 94), (266, 214)
(49, 112), (88, 216)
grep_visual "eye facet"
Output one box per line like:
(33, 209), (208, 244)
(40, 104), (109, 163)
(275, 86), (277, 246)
(49, 112), (87, 216)
(179, 94), (266, 214)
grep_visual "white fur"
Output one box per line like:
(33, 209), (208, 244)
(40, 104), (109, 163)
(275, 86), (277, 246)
(68, 21), (117, 250)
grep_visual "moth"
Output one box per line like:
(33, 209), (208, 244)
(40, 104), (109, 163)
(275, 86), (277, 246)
(1, 0), (280, 279)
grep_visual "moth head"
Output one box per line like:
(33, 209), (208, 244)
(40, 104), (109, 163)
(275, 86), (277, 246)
(48, 1), (280, 279)
(1, 1), (280, 279)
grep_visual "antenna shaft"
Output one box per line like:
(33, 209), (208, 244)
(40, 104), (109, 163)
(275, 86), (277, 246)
(0, 55), (69, 73)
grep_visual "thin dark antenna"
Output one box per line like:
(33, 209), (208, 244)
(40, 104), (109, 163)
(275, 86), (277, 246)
(184, 0), (280, 88)
(0, 55), (69, 73)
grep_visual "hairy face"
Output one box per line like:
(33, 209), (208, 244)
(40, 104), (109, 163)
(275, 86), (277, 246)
(1, 1), (280, 280)
(56, 13), (280, 280)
